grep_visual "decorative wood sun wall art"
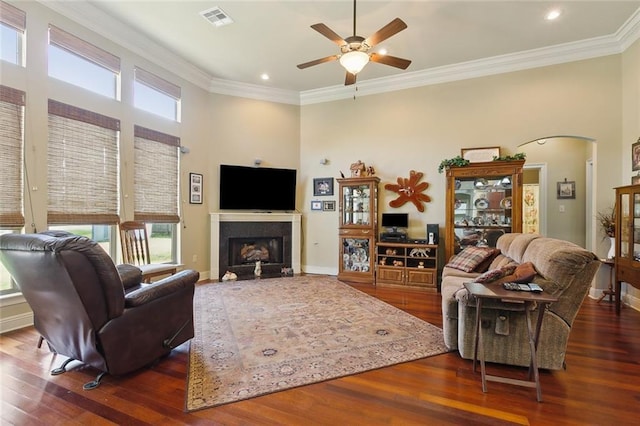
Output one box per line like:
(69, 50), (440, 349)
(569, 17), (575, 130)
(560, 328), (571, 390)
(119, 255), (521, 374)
(384, 170), (431, 212)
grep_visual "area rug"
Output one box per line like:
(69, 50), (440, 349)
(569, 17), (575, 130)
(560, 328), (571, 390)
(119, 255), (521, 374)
(185, 275), (449, 411)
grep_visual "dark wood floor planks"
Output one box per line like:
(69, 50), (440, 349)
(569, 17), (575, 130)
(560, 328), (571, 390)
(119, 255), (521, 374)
(1, 279), (639, 425)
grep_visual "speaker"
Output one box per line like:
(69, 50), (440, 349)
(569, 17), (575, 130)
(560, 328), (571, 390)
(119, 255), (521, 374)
(426, 224), (439, 245)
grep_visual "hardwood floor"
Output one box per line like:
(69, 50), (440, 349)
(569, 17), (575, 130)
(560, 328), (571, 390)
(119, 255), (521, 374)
(1, 280), (639, 425)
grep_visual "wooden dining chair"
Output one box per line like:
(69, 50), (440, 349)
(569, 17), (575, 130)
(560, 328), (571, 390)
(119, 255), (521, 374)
(119, 221), (181, 282)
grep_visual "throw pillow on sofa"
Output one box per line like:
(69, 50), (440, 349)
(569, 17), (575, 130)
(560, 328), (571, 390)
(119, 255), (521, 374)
(495, 261), (537, 284)
(447, 246), (500, 273)
(473, 264), (517, 284)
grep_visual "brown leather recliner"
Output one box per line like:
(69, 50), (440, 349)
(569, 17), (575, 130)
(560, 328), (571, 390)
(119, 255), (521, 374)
(0, 231), (198, 389)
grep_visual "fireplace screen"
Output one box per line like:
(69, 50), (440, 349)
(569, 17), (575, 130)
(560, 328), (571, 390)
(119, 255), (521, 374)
(229, 237), (284, 266)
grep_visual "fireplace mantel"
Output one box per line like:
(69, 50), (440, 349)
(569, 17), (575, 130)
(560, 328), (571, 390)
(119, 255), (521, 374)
(210, 212), (302, 280)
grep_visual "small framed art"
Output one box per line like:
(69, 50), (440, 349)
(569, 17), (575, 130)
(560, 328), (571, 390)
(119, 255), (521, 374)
(313, 177), (334, 196)
(633, 140), (640, 171)
(460, 147), (500, 163)
(557, 180), (576, 199)
(311, 200), (323, 211)
(189, 173), (203, 204)
(632, 174), (640, 185)
(323, 200), (336, 211)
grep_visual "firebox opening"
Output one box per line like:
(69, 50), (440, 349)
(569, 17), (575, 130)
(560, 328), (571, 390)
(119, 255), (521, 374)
(229, 237), (284, 266)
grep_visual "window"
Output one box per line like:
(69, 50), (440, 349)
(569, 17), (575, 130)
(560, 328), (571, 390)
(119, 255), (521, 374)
(0, 85), (24, 296)
(48, 25), (120, 99)
(47, 100), (120, 226)
(0, 1), (25, 66)
(133, 125), (180, 262)
(134, 67), (181, 121)
(0, 85), (25, 230)
(48, 224), (113, 257)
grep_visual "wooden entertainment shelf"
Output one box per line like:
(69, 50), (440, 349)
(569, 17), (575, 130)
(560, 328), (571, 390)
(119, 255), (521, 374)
(375, 242), (438, 292)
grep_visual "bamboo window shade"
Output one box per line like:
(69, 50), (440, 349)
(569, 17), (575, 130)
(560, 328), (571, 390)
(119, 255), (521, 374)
(0, 85), (25, 228)
(0, 1), (26, 33)
(134, 67), (181, 100)
(133, 125), (180, 223)
(47, 100), (120, 225)
(48, 25), (120, 73)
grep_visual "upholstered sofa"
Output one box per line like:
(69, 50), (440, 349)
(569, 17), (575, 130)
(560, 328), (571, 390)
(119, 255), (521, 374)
(441, 233), (600, 370)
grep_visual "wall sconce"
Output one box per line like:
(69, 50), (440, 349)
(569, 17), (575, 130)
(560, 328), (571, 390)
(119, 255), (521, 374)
(320, 158), (329, 165)
(253, 159), (262, 167)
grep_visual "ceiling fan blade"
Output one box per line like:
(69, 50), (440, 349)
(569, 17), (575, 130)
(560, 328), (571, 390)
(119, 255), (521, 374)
(297, 55), (339, 69)
(310, 23), (346, 46)
(345, 72), (356, 86)
(370, 53), (411, 70)
(365, 18), (407, 46)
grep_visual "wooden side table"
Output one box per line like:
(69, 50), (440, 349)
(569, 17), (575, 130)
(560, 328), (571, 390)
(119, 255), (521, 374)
(464, 282), (559, 402)
(597, 259), (615, 303)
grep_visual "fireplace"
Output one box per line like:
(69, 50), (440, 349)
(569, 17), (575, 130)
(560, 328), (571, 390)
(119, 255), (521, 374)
(210, 212), (301, 281)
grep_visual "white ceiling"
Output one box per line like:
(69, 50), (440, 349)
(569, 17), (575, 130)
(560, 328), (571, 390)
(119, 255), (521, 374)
(44, 1), (640, 103)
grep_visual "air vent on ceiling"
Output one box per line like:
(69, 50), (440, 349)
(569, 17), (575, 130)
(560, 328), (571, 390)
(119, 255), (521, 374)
(199, 6), (233, 27)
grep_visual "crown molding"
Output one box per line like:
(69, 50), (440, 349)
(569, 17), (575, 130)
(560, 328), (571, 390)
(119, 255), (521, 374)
(37, 2), (640, 107)
(208, 78), (299, 105)
(300, 28), (639, 105)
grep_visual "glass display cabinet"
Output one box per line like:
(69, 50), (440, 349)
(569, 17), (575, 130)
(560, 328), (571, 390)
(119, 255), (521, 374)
(445, 160), (524, 263)
(337, 177), (380, 283)
(614, 184), (640, 315)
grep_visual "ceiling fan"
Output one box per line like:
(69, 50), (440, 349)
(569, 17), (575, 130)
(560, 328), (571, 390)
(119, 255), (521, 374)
(297, 0), (411, 86)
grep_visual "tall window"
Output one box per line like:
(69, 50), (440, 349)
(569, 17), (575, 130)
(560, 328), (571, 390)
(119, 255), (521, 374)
(133, 125), (180, 262)
(48, 25), (120, 99)
(134, 67), (181, 121)
(47, 100), (120, 256)
(0, 85), (25, 295)
(0, 1), (25, 66)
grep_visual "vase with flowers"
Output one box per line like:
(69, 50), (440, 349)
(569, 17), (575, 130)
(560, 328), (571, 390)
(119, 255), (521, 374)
(597, 207), (616, 259)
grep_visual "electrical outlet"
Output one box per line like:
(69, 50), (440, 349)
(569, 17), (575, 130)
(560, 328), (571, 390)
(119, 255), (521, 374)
(559, 205), (565, 213)
(192, 254), (198, 262)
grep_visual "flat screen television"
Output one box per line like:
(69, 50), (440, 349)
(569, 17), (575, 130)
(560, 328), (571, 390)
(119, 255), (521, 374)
(219, 164), (297, 211)
(381, 213), (409, 230)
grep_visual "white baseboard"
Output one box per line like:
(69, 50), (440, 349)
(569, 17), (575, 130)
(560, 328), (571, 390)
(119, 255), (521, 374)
(0, 311), (33, 334)
(301, 265), (338, 276)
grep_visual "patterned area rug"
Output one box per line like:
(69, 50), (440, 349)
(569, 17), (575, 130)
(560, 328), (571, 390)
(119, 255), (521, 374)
(185, 275), (449, 411)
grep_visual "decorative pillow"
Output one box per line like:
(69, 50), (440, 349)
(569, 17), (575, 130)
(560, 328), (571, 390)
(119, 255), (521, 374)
(496, 261), (537, 284)
(473, 248), (501, 273)
(473, 264), (518, 284)
(446, 246), (501, 273)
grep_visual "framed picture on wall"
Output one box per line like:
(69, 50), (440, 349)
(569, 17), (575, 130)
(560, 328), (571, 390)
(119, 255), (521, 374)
(460, 146), (500, 163)
(313, 177), (334, 196)
(633, 139), (640, 171)
(323, 200), (335, 211)
(189, 173), (203, 204)
(311, 200), (323, 211)
(557, 180), (576, 199)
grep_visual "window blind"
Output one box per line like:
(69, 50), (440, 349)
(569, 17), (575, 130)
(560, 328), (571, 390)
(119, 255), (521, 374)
(134, 67), (181, 100)
(49, 25), (120, 73)
(0, 85), (25, 228)
(133, 125), (180, 223)
(47, 100), (120, 225)
(0, 1), (26, 32)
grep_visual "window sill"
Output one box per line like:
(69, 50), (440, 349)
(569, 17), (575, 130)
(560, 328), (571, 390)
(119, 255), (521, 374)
(0, 292), (26, 307)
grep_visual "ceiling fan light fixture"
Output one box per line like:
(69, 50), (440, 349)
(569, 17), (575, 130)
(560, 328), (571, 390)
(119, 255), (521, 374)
(339, 51), (369, 74)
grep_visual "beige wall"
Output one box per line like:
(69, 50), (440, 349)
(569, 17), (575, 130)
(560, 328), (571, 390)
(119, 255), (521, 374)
(300, 55), (625, 273)
(1, 2), (639, 329)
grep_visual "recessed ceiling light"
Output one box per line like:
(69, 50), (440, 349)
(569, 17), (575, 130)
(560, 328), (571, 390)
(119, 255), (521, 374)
(260, 73), (269, 81)
(546, 9), (562, 21)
